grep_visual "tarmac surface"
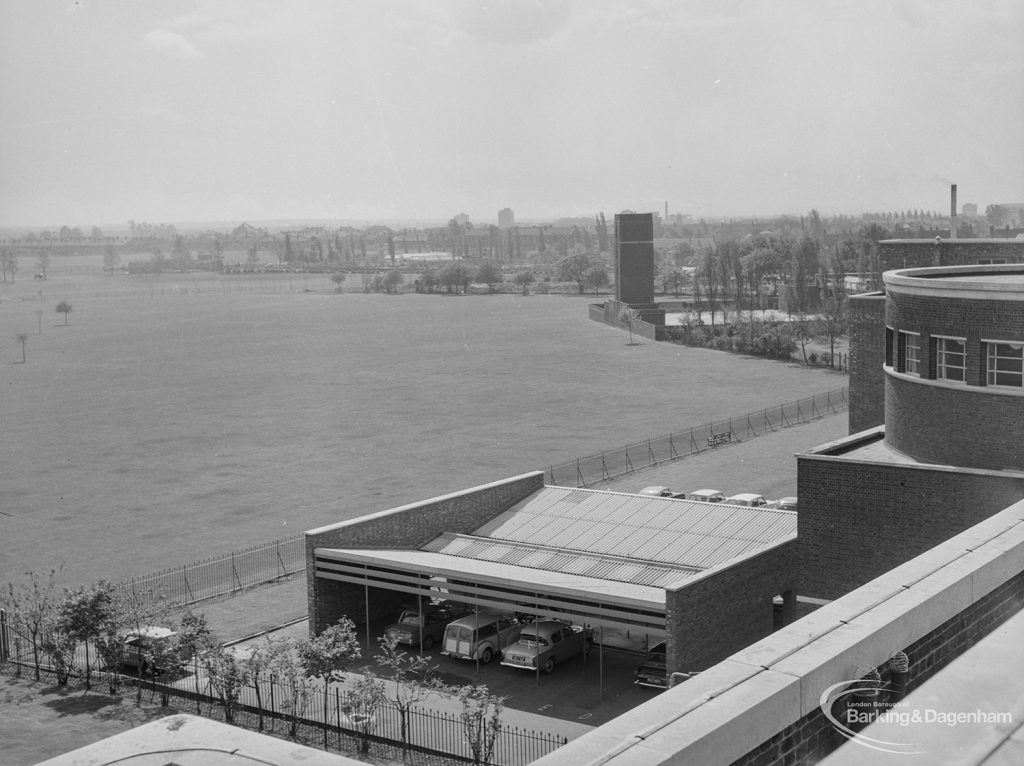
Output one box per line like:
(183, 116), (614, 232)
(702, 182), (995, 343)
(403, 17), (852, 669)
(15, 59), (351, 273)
(185, 410), (850, 742)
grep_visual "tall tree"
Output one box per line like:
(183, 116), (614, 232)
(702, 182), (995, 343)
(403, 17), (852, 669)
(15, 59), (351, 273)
(56, 301), (72, 325)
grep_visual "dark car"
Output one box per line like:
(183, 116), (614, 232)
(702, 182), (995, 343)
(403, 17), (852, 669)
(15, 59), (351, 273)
(634, 640), (667, 689)
(384, 601), (473, 650)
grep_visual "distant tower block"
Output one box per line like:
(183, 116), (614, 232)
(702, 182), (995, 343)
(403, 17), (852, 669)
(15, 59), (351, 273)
(614, 213), (654, 304)
(498, 207), (515, 229)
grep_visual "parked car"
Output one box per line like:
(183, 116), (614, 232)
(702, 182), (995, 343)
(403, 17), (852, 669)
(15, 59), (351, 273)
(725, 493), (768, 507)
(633, 640), (667, 689)
(384, 600), (473, 650)
(118, 626), (179, 675)
(769, 496), (798, 511)
(688, 489), (726, 503)
(639, 486), (687, 499)
(500, 619), (594, 673)
(441, 612), (522, 664)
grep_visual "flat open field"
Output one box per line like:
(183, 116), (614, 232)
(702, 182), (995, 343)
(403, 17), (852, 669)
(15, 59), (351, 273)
(1, 260), (847, 587)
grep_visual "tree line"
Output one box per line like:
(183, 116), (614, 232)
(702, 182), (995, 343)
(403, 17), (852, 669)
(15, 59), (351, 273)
(1, 569), (508, 763)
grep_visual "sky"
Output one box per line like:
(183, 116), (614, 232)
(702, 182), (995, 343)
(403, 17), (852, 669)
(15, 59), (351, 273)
(1, 0), (1023, 229)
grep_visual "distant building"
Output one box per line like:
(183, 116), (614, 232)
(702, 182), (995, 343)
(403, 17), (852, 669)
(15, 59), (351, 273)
(498, 207), (515, 229)
(962, 203), (978, 217)
(452, 212), (470, 227)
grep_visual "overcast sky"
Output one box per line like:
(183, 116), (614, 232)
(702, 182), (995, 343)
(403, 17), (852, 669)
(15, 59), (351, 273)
(2, 0), (1022, 228)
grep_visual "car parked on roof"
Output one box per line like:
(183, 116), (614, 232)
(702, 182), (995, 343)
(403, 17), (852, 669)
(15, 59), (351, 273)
(688, 489), (726, 503)
(384, 600), (473, 651)
(725, 493), (768, 507)
(638, 486), (687, 499)
(441, 612), (522, 664)
(500, 619), (594, 674)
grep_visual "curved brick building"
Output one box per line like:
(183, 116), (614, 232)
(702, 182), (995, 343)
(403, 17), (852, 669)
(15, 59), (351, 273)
(883, 265), (1024, 470)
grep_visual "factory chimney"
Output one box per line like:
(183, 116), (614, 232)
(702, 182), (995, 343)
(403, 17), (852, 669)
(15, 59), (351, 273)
(950, 184), (957, 239)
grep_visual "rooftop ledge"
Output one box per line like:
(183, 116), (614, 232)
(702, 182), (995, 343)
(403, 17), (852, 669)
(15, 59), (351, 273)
(883, 264), (1024, 299)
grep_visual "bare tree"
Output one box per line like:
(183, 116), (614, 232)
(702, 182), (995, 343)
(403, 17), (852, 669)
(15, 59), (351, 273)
(816, 294), (849, 369)
(375, 635), (447, 758)
(2, 567), (63, 679)
(453, 683), (505, 766)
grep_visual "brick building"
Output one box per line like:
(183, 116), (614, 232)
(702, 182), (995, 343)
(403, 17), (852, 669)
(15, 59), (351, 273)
(306, 477), (798, 683)
(799, 264), (1024, 600)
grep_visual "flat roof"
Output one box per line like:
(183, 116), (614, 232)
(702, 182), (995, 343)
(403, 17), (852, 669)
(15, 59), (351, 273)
(884, 264), (1024, 299)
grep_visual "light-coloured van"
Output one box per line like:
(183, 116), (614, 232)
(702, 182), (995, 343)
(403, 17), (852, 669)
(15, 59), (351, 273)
(441, 612), (521, 664)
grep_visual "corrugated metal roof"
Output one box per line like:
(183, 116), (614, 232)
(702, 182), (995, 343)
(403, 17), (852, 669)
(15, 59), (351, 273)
(470, 486), (797, 573)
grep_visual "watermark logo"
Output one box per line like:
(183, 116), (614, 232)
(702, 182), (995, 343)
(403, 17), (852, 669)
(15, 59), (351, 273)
(820, 680), (1013, 756)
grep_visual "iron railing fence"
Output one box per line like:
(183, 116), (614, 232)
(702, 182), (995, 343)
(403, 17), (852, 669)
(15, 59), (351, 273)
(113, 535), (305, 611)
(547, 386), (849, 488)
(0, 617), (565, 766)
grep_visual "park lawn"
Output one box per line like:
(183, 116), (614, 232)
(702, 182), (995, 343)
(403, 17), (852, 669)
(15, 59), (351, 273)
(1, 266), (844, 588)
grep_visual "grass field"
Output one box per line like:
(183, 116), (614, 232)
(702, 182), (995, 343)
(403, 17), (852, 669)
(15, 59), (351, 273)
(1, 259), (847, 588)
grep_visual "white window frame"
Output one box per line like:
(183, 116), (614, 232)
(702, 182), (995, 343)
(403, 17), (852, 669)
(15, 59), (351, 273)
(900, 331), (921, 376)
(984, 339), (1024, 390)
(934, 335), (967, 384)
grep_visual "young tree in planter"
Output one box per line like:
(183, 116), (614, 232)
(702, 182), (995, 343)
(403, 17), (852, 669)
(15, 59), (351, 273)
(2, 567), (63, 680)
(619, 306), (641, 345)
(57, 581), (116, 690)
(453, 683), (506, 766)
(298, 617), (361, 749)
(375, 635), (447, 758)
(346, 671), (387, 754)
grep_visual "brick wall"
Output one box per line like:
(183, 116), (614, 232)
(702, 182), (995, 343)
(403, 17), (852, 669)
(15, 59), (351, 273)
(885, 372), (1024, 469)
(306, 472), (545, 632)
(665, 538), (798, 673)
(886, 292), (1024, 340)
(729, 569), (1024, 766)
(798, 451), (1024, 600)
(847, 292), (886, 433)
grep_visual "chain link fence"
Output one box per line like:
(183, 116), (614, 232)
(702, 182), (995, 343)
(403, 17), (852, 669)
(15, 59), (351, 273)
(547, 386), (849, 488)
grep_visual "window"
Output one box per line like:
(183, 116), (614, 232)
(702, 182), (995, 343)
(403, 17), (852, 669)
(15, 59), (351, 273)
(987, 341), (1024, 389)
(899, 331), (921, 376)
(935, 337), (966, 382)
(885, 327), (894, 367)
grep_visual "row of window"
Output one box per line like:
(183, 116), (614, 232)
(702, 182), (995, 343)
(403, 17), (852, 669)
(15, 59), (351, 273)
(887, 330), (1024, 389)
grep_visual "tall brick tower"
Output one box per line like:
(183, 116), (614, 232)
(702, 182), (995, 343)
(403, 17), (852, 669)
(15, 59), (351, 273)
(614, 213), (654, 304)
